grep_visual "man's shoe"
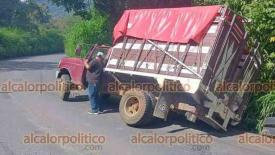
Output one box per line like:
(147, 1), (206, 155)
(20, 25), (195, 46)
(88, 111), (99, 115)
(98, 110), (104, 114)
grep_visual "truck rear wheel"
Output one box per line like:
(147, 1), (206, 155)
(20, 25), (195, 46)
(58, 74), (71, 101)
(119, 89), (154, 127)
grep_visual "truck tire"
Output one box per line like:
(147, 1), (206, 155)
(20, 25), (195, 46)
(119, 89), (154, 127)
(59, 74), (71, 101)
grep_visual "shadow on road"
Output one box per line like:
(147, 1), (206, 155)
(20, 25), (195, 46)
(67, 95), (90, 102)
(142, 112), (248, 138)
(66, 94), (120, 113)
(66, 94), (248, 137)
(138, 112), (250, 137)
(0, 60), (58, 72)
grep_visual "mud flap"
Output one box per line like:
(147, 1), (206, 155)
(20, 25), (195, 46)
(153, 92), (172, 121)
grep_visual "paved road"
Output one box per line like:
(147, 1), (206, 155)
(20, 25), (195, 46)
(0, 54), (274, 155)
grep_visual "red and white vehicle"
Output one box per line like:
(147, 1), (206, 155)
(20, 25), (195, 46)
(56, 5), (262, 131)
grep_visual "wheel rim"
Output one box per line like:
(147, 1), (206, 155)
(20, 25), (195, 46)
(124, 96), (140, 117)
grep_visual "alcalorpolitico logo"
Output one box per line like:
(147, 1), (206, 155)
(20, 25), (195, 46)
(23, 132), (106, 146)
(238, 133), (275, 144)
(130, 133), (213, 146)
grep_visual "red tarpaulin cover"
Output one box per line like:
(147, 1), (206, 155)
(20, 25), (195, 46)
(113, 5), (221, 44)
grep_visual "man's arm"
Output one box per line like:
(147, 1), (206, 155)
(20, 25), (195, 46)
(84, 59), (97, 69)
(83, 59), (91, 69)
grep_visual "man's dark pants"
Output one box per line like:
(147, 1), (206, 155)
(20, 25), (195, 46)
(87, 82), (100, 113)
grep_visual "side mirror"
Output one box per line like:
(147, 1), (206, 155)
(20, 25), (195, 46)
(75, 44), (82, 56)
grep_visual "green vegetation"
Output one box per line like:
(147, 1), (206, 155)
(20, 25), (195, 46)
(64, 9), (112, 57)
(50, 16), (82, 33)
(49, 0), (89, 18)
(243, 1), (275, 132)
(245, 92), (275, 131)
(0, 0), (64, 59)
(0, 28), (63, 59)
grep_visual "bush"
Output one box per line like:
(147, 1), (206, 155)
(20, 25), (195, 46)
(64, 9), (112, 57)
(50, 15), (83, 33)
(0, 27), (64, 59)
(244, 92), (275, 131)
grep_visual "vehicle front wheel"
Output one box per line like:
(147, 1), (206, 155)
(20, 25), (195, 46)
(58, 74), (71, 101)
(119, 89), (155, 127)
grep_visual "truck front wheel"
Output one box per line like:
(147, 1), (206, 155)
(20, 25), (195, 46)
(58, 74), (71, 101)
(119, 89), (155, 127)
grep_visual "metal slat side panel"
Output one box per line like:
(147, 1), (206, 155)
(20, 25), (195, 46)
(203, 10), (245, 93)
(105, 10), (224, 93)
(201, 7), (228, 89)
(106, 27), (218, 77)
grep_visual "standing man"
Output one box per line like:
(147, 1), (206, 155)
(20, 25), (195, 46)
(84, 52), (104, 114)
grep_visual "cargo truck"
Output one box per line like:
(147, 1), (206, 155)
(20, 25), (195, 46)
(56, 5), (262, 131)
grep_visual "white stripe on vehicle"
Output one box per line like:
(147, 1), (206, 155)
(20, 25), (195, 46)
(207, 25), (218, 33)
(113, 43), (210, 53)
(104, 67), (201, 93)
(108, 59), (201, 75)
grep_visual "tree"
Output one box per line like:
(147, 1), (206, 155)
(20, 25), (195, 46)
(0, 0), (19, 26)
(0, 0), (51, 31)
(12, 0), (51, 31)
(49, 0), (88, 17)
(49, 0), (192, 22)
